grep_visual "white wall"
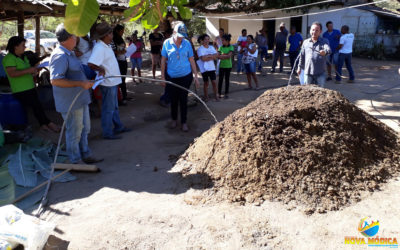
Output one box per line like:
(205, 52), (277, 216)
(205, 5), (378, 42)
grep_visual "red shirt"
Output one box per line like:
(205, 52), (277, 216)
(130, 41), (142, 59)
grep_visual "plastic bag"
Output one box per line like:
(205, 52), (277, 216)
(0, 205), (55, 250)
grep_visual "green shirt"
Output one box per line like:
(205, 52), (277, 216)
(2, 53), (35, 93)
(218, 45), (234, 69)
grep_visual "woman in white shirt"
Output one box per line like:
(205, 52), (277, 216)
(197, 34), (219, 102)
(240, 35), (259, 90)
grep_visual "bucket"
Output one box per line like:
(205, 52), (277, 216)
(0, 91), (28, 127)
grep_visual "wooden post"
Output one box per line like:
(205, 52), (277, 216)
(17, 11), (24, 37)
(35, 16), (40, 55)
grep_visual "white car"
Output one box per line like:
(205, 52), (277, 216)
(24, 30), (58, 55)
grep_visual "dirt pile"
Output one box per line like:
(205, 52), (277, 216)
(173, 86), (400, 213)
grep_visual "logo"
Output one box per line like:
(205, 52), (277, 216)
(344, 217), (398, 248)
(358, 217), (380, 237)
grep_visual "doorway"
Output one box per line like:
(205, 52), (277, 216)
(263, 20), (275, 49)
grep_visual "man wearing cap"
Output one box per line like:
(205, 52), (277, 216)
(271, 22), (288, 73)
(49, 24), (103, 164)
(297, 21), (331, 88)
(161, 22), (200, 132)
(88, 22), (131, 140)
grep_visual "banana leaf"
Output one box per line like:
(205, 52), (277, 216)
(6, 144), (37, 187)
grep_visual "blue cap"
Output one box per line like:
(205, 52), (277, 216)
(174, 23), (188, 38)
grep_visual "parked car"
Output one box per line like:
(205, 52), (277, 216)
(23, 30), (58, 55)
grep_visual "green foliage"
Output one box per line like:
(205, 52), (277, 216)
(64, 0), (99, 36)
(183, 14), (206, 38)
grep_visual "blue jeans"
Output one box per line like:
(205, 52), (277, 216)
(304, 73), (326, 88)
(100, 85), (124, 138)
(336, 53), (355, 82)
(244, 61), (256, 73)
(61, 105), (91, 163)
(237, 53), (244, 73)
(257, 46), (268, 70)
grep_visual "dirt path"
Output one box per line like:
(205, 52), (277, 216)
(40, 58), (400, 249)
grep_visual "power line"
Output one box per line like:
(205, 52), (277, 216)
(202, 0), (335, 19)
(200, 0), (389, 21)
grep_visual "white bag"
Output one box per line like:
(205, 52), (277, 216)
(0, 205), (55, 250)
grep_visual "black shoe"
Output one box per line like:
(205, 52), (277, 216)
(104, 135), (122, 140)
(327, 77), (332, 81)
(270, 69), (275, 73)
(114, 127), (132, 134)
(118, 100), (127, 106)
(83, 157), (104, 164)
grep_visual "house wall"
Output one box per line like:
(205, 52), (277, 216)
(205, 5), (378, 43)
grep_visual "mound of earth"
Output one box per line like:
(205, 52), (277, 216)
(173, 86), (400, 213)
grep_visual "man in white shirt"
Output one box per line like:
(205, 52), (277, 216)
(335, 25), (355, 83)
(88, 22), (131, 140)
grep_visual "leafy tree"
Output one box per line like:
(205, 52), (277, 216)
(62, 0), (193, 36)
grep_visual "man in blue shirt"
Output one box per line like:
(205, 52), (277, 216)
(323, 21), (341, 81)
(50, 24), (103, 164)
(288, 26), (303, 73)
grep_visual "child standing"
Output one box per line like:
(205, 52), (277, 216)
(197, 34), (219, 101)
(130, 33), (143, 83)
(241, 35), (259, 90)
(217, 34), (234, 99)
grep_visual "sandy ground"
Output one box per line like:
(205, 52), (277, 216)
(35, 57), (400, 249)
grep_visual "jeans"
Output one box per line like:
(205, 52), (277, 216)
(61, 105), (91, 163)
(13, 88), (50, 126)
(218, 67), (231, 95)
(166, 73), (193, 124)
(237, 53), (244, 73)
(336, 53), (355, 82)
(100, 85), (124, 138)
(257, 46), (268, 71)
(304, 73), (326, 88)
(244, 61), (256, 73)
(272, 49), (285, 71)
(118, 60), (128, 100)
(289, 51), (300, 70)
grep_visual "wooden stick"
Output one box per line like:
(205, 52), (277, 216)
(52, 163), (98, 172)
(12, 169), (71, 204)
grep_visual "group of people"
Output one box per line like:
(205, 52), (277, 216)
(0, 19), (355, 165)
(233, 21), (355, 87)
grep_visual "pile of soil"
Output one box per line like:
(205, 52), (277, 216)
(173, 86), (400, 213)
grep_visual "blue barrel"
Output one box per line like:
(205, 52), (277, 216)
(0, 92), (27, 127)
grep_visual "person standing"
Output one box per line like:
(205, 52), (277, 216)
(336, 25), (355, 84)
(241, 35), (259, 90)
(129, 33), (143, 84)
(49, 24), (102, 164)
(161, 22), (200, 132)
(323, 21), (341, 81)
(75, 35), (95, 80)
(297, 22), (331, 88)
(218, 34), (234, 99)
(149, 27), (164, 79)
(255, 29), (268, 72)
(236, 29), (247, 74)
(197, 34), (219, 102)
(288, 26), (303, 73)
(271, 22), (288, 73)
(88, 22), (131, 140)
(3, 36), (60, 132)
(112, 24), (128, 105)
(213, 28), (224, 75)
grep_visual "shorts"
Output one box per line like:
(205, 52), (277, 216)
(244, 61), (256, 73)
(201, 70), (216, 82)
(327, 52), (339, 65)
(131, 57), (142, 70)
(151, 53), (161, 65)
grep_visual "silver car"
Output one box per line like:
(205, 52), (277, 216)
(24, 30), (58, 55)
